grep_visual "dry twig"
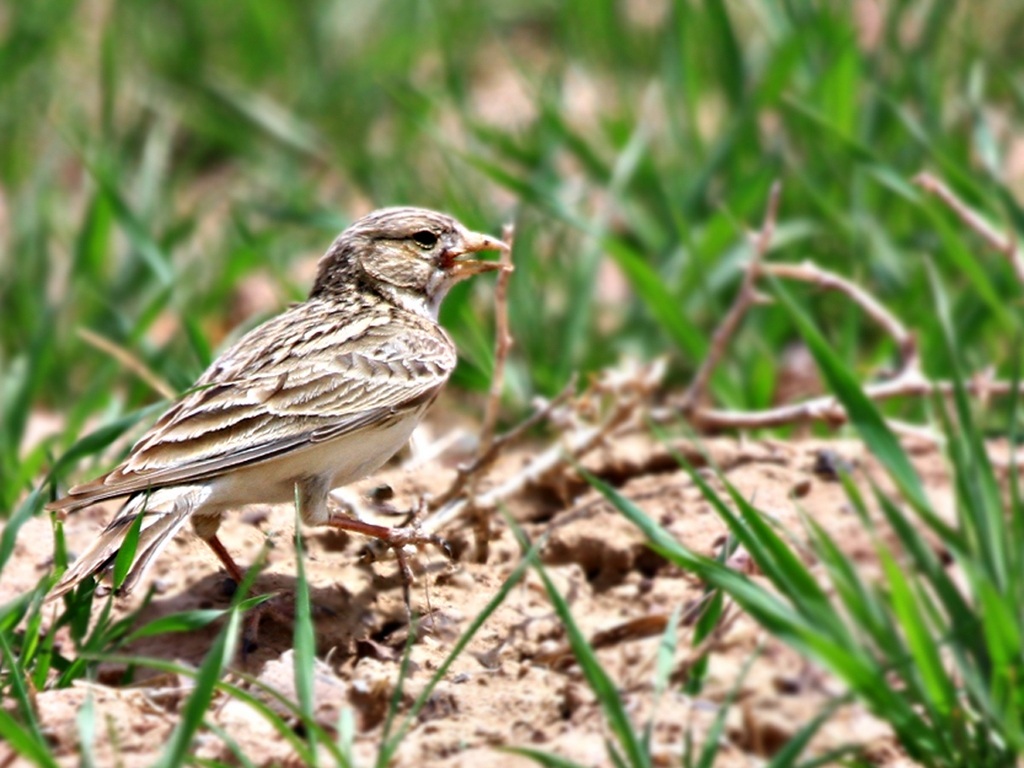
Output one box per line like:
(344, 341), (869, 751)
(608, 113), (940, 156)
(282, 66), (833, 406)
(428, 379), (576, 511)
(479, 222), (517, 451)
(77, 327), (177, 400)
(675, 174), (1024, 454)
(680, 181), (781, 414)
(422, 360), (665, 537)
(915, 172), (1024, 286)
(687, 370), (1023, 431)
(759, 261), (918, 372)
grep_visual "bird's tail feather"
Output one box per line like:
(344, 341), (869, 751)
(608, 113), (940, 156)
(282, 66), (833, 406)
(48, 488), (199, 601)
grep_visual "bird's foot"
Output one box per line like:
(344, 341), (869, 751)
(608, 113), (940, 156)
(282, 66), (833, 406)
(323, 514), (451, 615)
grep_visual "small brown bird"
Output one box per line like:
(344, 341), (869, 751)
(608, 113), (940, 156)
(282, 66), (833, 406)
(48, 207), (509, 599)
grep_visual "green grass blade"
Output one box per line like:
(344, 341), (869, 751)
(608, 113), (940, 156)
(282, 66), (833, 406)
(605, 238), (706, 359)
(928, 260), (1009, 587)
(0, 708), (59, 768)
(76, 690), (96, 768)
(81, 652), (319, 764)
(91, 170), (173, 286)
(46, 401), (167, 488)
(502, 747), (590, 768)
(653, 603), (681, 701)
(773, 277), (978, 636)
(592, 470), (928, 728)
(690, 648), (760, 768)
(533, 559), (649, 768)
(870, 486), (981, 668)
(122, 608), (233, 645)
(801, 512), (892, 653)
(292, 487), (319, 763)
(377, 615), (417, 761)
(154, 608), (241, 767)
(644, 602), (682, 751)
(0, 630), (44, 738)
(878, 549), (956, 722)
(111, 503), (146, 591)
(202, 721), (258, 768)
(764, 698), (852, 767)
(0, 487), (44, 572)
(336, 707), (356, 766)
(769, 278), (933, 519)
(719, 481), (839, 634)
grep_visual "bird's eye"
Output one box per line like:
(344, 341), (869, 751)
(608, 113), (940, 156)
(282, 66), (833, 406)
(411, 230), (438, 249)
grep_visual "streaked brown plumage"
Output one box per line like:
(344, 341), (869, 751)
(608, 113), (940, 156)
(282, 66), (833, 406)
(48, 207), (508, 599)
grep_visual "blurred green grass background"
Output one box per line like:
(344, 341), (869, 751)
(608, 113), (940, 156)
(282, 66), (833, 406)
(3, 0), (1024, 514)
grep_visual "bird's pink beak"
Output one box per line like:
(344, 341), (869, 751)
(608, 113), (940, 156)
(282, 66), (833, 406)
(445, 231), (512, 279)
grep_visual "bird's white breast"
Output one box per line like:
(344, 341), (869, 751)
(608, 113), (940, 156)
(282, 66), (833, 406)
(201, 410), (423, 511)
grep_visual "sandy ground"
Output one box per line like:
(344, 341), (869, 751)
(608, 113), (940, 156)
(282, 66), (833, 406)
(0, 431), (945, 767)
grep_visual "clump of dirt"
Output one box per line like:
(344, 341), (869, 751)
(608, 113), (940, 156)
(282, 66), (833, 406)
(1, 433), (949, 766)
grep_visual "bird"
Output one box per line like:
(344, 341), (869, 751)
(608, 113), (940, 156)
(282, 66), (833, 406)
(47, 207), (509, 601)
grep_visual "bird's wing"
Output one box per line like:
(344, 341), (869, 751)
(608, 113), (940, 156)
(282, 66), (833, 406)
(49, 303), (455, 511)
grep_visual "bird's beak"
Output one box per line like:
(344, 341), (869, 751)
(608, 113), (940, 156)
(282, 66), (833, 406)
(446, 231), (512, 279)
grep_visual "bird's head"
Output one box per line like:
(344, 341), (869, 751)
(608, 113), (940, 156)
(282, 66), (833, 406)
(312, 207), (509, 317)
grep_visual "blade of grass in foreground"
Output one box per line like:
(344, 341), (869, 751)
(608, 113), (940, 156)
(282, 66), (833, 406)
(777, 266), (1018, 754)
(110, 504), (145, 592)
(929, 260), (1009, 588)
(800, 495), (896, 657)
(0, 630), (46, 745)
(22, 591), (55, 690)
(76, 689), (96, 768)
(203, 721), (258, 768)
(44, 401), (167, 491)
(531, 555), (650, 768)
(499, 506), (646, 767)
(292, 487), (320, 764)
(153, 608), (241, 767)
(764, 698), (856, 768)
(377, 614), (418, 765)
(768, 278), (935, 522)
(0, 487), (44, 572)
(770, 278), (977, 629)
(0, 708), (59, 768)
(682, 585), (721, 696)
(503, 747), (589, 768)
(685, 648), (759, 768)
(649, 602), (681, 723)
(82, 652), (320, 764)
(122, 608), (238, 645)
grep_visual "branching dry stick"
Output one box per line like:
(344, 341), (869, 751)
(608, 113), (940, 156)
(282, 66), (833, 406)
(428, 379), (576, 512)
(681, 253), (1024, 430)
(692, 373), (1024, 443)
(671, 176), (1024, 445)
(915, 172), (1024, 286)
(760, 261), (918, 371)
(423, 360), (665, 537)
(680, 257), (1024, 434)
(680, 180), (781, 414)
(690, 369), (926, 430)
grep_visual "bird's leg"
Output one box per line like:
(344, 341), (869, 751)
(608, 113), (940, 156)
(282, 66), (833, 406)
(197, 525), (284, 656)
(204, 534), (248, 586)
